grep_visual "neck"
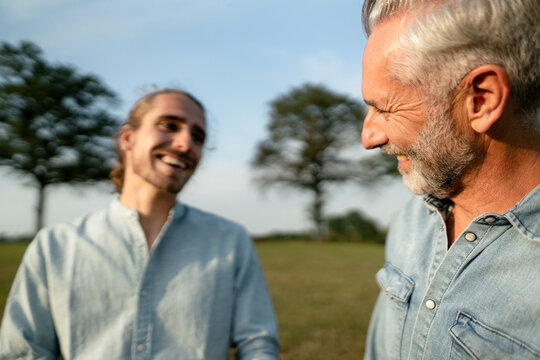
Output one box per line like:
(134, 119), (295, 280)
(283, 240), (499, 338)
(120, 179), (177, 249)
(446, 138), (540, 247)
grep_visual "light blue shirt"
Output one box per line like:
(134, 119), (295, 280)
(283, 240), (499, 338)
(365, 185), (540, 359)
(0, 199), (279, 359)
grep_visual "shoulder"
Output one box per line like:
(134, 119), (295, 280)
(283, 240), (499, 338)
(170, 204), (256, 264)
(384, 195), (444, 265)
(30, 202), (118, 255)
(180, 203), (249, 238)
(40, 204), (111, 238)
(389, 195), (433, 232)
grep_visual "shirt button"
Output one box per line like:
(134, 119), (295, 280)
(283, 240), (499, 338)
(425, 299), (436, 310)
(141, 290), (148, 297)
(464, 232), (477, 242)
(137, 344), (144, 352)
(127, 211), (135, 218)
(484, 216), (496, 223)
(135, 242), (145, 248)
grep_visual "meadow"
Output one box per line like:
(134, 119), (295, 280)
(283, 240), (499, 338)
(0, 240), (384, 359)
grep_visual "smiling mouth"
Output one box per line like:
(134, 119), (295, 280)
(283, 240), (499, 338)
(158, 154), (188, 169)
(397, 154), (410, 162)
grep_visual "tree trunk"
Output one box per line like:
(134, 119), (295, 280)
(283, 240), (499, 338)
(310, 186), (324, 242)
(35, 183), (46, 235)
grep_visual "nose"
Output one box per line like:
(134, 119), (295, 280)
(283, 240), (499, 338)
(171, 129), (193, 151)
(362, 110), (388, 149)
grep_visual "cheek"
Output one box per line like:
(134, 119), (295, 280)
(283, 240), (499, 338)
(142, 131), (170, 151)
(399, 108), (426, 126)
(129, 139), (154, 163)
(452, 106), (476, 137)
(386, 118), (422, 148)
(192, 147), (203, 163)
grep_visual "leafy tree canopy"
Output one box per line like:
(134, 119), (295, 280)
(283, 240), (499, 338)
(0, 40), (120, 232)
(252, 83), (397, 238)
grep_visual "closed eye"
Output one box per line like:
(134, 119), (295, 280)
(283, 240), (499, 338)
(364, 99), (390, 116)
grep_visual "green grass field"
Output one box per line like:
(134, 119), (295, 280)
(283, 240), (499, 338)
(0, 241), (28, 320)
(0, 240), (384, 359)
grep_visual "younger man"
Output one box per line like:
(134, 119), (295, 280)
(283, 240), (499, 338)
(0, 89), (280, 359)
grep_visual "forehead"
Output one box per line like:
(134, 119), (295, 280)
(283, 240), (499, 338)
(362, 16), (413, 103)
(363, 16), (405, 78)
(145, 93), (206, 127)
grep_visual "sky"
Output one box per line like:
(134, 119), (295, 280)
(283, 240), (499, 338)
(0, 0), (411, 237)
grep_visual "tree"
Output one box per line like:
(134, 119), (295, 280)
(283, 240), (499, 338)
(0, 41), (120, 234)
(252, 83), (396, 239)
(325, 209), (385, 244)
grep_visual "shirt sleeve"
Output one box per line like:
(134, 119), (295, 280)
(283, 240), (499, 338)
(230, 230), (280, 360)
(0, 233), (60, 359)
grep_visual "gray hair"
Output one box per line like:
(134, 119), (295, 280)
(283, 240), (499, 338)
(362, 0), (540, 125)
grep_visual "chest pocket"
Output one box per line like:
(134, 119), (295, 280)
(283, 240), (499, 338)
(373, 263), (415, 360)
(449, 312), (540, 360)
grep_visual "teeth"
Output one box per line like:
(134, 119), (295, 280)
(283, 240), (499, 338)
(161, 155), (186, 169)
(397, 155), (409, 161)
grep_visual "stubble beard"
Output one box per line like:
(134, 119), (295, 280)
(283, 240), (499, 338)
(130, 150), (196, 196)
(146, 168), (195, 195)
(160, 176), (189, 194)
(383, 102), (480, 199)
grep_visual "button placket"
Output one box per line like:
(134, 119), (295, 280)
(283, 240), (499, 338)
(464, 232), (477, 242)
(135, 241), (145, 248)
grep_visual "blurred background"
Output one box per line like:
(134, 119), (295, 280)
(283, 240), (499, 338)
(0, 0), (410, 239)
(0, 2), (418, 357)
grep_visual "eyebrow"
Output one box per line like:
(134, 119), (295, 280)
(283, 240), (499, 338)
(363, 99), (388, 113)
(363, 99), (379, 108)
(159, 114), (187, 123)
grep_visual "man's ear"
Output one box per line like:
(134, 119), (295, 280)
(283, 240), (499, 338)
(118, 124), (133, 152)
(462, 64), (511, 134)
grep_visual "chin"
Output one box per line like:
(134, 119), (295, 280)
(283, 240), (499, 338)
(150, 178), (186, 195)
(403, 174), (429, 196)
(402, 170), (452, 199)
(404, 174), (457, 199)
(162, 182), (186, 194)
(155, 173), (194, 195)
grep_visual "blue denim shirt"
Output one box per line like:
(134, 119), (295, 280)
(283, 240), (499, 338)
(365, 185), (540, 359)
(0, 200), (279, 359)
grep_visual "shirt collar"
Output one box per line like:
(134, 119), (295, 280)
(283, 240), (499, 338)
(170, 201), (187, 220)
(422, 184), (540, 243)
(110, 198), (188, 221)
(423, 195), (453, 212)
(504, 184), (540, 243)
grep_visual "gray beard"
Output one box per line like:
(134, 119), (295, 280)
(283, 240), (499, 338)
(383, 103), (480, 198)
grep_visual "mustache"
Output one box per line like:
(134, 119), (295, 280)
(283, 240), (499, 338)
(381, 143), (420, 160)
(381, 143), (404, 156)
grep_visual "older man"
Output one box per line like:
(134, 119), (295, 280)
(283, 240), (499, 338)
(0, 89), (280, 359)
(361, 0), (540, 358)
